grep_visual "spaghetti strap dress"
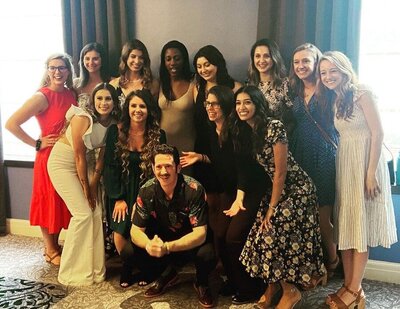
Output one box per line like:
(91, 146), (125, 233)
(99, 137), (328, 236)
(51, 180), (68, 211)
(30, 87), (76, 234)
(334, 89), (397, 252)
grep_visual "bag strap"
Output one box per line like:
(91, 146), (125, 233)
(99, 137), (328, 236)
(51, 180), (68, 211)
(303, 105), (338, 150)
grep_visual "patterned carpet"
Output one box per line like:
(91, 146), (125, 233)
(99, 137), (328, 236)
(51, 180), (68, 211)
(0, 276), (66, 308)
(1, 234), (400, 308)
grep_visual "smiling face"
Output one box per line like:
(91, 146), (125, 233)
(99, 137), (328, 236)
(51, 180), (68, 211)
(319, 60), (344, 92)
(94, 89), (114, 119)
(164, 48), (184, 78)
(47, 59), (69, 87)
(127, 49), (144, 73)
(153, 154), (180, 189)
(293, 49), (316, 82)
(128, 95), (148, 124)
(83, 50), (102, 73)
(196, 56), (217, 83)
(205, 93), (224, 123)
(253, 45), (273, 75)
(236, 92), (256, 127)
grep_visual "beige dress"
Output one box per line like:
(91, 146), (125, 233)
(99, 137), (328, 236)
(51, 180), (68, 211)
(159, 82), (195, 155)
(334, 89), (397, 252)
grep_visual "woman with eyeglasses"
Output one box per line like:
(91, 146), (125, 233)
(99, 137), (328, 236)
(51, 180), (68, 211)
(5, 53), (77, 266)
(181, 86), (270, 305)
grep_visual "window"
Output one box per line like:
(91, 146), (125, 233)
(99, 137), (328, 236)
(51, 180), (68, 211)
(359, 0), (400, 170)
(0, 0), (63, 161)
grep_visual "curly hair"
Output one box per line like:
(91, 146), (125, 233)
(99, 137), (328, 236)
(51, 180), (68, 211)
(40, 53), (75, 89)
(316, 51), (358, 120)
(118, 39), (153, 90)
(115, 89), (162, 183)
(247, 38), (286, 88)
(228, 85), (271, 155)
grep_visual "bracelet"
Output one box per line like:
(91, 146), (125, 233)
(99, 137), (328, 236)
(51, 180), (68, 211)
(35, 139), (42, 151)
(164, 242), (170, 255)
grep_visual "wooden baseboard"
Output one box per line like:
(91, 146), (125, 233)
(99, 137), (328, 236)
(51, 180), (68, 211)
(6, 218), (67, 240)
(6, 219), (400, 284)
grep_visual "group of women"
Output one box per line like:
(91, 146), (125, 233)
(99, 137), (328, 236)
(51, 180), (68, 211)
(5, 37), (397, 309)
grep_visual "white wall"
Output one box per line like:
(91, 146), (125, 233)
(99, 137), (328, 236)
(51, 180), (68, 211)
(134, 0), (259, 82)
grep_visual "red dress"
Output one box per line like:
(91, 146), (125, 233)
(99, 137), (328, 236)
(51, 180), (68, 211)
(30, 87), (77, 234)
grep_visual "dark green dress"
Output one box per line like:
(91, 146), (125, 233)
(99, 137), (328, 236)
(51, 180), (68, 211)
(103, 124), (166, 237)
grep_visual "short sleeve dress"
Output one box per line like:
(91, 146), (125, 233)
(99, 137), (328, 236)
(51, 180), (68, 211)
(30, 87), (76, 234)
(334, 89), (397, 252)
(239, 119), (325, 285)
(103, 124), (166, 238)
(290, 95), (337, 206)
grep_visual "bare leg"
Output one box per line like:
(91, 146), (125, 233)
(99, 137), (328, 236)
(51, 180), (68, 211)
(41, 227), (61, 264)
(319, 205), (338, 263)
(341, 249), (353, 288)
(114, 231), (128, 255)
(276, 281), (301, 309)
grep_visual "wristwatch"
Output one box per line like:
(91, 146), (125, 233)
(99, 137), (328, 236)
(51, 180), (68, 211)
(35, 139), (42, 151)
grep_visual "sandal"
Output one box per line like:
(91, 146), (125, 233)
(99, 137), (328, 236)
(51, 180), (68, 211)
(328, 287), (365, 309)
(45, 251), (61, 266)
(120, 261), (135, 288)
(326, 284), (347, 304)
(302, 271), (328, 291)
(256, 283), (282, 308)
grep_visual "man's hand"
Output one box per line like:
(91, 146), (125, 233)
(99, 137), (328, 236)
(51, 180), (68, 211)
(145, 235), (168, 257)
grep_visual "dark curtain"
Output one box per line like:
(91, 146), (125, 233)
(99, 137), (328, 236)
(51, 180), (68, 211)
(0, 107), (7, 236)
(257, 0), (362, 71)
(61, 0), (136, 77)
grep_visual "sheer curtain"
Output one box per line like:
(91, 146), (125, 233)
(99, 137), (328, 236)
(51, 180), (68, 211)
(61, 0), (136, 76)
(257, 0), (362, 71)
(0, 108), (7, 236)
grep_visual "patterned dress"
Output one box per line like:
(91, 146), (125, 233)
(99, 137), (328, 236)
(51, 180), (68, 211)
(334, 89), (397, 252)
(290, 95), (337, 206)
(239, 119), (325, 285)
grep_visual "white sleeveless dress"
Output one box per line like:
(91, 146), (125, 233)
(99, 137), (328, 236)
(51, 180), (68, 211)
(334, 88), (397, 252)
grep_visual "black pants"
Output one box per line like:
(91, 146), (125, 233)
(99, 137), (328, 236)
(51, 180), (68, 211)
(134, 239), (216, 286)
(213, 185), (268, 297)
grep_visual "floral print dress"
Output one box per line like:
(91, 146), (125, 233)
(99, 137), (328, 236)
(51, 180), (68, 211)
(239, 119), (325, 285)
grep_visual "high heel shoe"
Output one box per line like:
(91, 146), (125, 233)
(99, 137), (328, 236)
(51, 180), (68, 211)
(326, 284), (346, 304)
(256, 283), (282, 308)
(328, 287), (365, 309)
(301, 271), (328, 291)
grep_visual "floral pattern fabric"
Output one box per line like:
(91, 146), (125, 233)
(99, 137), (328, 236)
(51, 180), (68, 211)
(239, 119), (325, 285)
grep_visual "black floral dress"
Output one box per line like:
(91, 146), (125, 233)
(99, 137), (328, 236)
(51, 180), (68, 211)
(239, 119), (325, 285)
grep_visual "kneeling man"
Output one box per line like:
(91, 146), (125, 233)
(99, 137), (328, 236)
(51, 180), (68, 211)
(131, 144), (216, 308)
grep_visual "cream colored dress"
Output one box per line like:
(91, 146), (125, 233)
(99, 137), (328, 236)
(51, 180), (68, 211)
(334, 89), (397, 252)
(159, 82), (195, 154)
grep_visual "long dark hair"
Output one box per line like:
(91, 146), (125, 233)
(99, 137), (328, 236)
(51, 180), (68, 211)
(116, 89), (162, 182)
(75, 42), (110, 89)
(118, 39), (153, 89)
(229, 85), (271, 155)
(247, 38), (286, 88)
(193, 45), (235, 90)
(159, 40), (193, 101)
(207, 85), (234, 142)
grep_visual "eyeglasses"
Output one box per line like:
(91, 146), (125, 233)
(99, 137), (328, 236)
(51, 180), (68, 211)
(204, 101), (220, 109)
(47, 66), (68, 73)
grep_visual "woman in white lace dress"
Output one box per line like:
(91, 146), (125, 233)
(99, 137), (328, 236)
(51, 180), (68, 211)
(317, 51), (397, 309)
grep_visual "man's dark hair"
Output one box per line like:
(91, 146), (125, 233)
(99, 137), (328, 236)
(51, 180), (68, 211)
(151, 144), (180, 166)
